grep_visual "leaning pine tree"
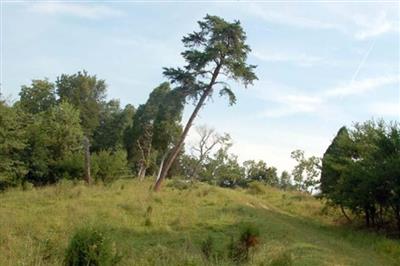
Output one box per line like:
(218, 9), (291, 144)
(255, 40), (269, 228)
(154, 15), (257, 191)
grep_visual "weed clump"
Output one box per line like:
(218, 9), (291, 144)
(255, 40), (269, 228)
(144, 206), (153, 226)
(228, 224), (260, 262)
(64, 227), (121, 266)
(167, 179), (191, 190)
(200, 235), (215, 260)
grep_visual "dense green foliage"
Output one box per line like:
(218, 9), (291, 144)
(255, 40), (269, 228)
(125, 82), (183, 178)
(92, 149), (129, 183)
(0, 71), (134, 187)
(321, 120), (400, 231)
(244, 160), (279, 186)
(0, 101), (27, 190)
(56, 71), (107, 137)
(25, 101), (83, 184)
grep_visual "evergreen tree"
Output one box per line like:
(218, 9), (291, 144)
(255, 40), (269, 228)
(155, 15), (257, 191)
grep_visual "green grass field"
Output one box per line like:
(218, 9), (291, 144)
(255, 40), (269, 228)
(1, 179), (399, 265)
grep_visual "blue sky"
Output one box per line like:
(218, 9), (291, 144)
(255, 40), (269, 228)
(1, 1), (399, 172)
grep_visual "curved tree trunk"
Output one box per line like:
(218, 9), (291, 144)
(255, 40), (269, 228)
(154, 64), (222, 191)
(340, 204), (352, 223)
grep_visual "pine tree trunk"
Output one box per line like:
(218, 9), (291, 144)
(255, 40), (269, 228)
(154, 64), (222, 191)
(83, 136), (91, 185)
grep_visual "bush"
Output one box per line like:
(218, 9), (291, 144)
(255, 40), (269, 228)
(64, 227), (121, 266)
(200, 235), (215, 260)
(248, 181), (266, 194)
(92, 149), (129, 183)
(54, 152), (84, 180)
(228, 224), (260, 262)
(21, 181), (34, 191)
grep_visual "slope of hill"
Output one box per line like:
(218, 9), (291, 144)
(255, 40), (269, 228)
(1, 180), (399, 265)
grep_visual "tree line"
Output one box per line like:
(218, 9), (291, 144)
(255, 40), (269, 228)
(0, 75), (307, 191)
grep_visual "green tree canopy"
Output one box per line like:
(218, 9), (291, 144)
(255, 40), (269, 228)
(56, 70), (107, 136)
(0, 101), (27, 189)
(126, 82), (183, 178)
(18, 79), (56, 114)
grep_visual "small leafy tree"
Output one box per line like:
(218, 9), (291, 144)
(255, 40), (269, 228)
(244, 160), (279, 187)
(291, 150), (321, 193)
(201, 134), (245, 187)
(279, 170), (292, 190)
(188, 125), (225, 180)
(24, 101), (83, 184)
(154, 15), (257, 191)
(92, 149), (129, 183)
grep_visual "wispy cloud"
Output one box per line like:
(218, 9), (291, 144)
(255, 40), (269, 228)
(354, 11), (398, 40)
(256, 74), (398, 118)
(325, 75), (399, 97)
(262, 94), (323, 118)
(245, 4), (398, 40)
(247, 4), (339, 31)
(252, 50), (323, 67)
(29, 3), (124, 19)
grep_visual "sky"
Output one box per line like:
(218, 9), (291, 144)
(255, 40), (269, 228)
(1, 0), (399, 173)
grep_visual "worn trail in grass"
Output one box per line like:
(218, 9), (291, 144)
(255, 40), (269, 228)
(1, 180), (399, 265)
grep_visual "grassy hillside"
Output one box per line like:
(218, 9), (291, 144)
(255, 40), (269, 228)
(1, 180), (399, 265)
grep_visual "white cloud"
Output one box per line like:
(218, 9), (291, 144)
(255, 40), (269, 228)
(29, 3), (124, 19)
(354, 11), (398, 40)
(325, 75), (399, 97)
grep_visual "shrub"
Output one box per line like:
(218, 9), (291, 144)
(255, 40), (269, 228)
(200, 235), (215, 260)
(92, 149), (129, 183)
(64, 227), (121, 266)
(21, 181), (34, 191)
(248, 181), (265, 194)
(54, 152), (84, 180)
(228, 224), (260, 262)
